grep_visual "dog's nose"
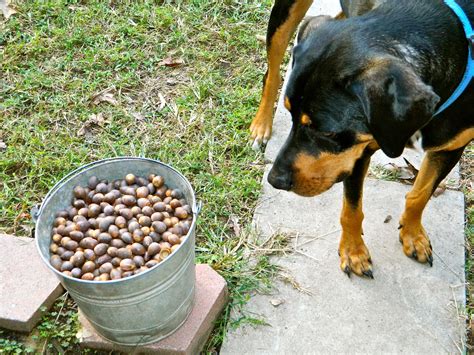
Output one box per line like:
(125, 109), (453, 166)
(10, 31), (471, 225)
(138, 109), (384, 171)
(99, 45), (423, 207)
(268, 167), (292, 191)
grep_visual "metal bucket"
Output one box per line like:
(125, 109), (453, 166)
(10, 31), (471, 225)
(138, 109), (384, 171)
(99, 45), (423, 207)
(35, 157), (199, 346)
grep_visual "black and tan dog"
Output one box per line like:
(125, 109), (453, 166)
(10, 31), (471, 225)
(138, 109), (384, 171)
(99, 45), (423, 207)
(264, 0), (474, 277)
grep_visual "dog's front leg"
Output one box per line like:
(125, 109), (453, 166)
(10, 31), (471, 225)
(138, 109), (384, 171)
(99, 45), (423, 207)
(399, 147), (465, 265)
(339, 149), (374, 278)
(250, 0), (313, 148)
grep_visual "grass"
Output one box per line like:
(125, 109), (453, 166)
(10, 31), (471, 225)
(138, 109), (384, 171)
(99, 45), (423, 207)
(1, 1), (473, 353)
(0, 0), (278, 352)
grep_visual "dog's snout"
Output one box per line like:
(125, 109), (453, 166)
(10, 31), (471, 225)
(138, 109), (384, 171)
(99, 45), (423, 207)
(268, 166), (293, 191)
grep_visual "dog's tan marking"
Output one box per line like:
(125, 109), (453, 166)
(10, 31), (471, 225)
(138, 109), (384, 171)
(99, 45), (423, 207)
(428, 128), (474, 152)
(301, 113), (312, 126)
(339, 194), (372, 277)
(250, 0), (313, 143)
(335, 11), (346, 20)
(399, 152), (441, 263)
(291, 139), (371, 197)
(284, 96), (292, 111)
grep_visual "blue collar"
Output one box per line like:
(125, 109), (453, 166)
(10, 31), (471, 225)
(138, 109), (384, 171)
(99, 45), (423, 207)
(434, 0), (474, 116)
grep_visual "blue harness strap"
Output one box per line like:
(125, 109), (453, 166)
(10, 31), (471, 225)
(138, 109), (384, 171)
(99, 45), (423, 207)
(434, 0), (474, 116)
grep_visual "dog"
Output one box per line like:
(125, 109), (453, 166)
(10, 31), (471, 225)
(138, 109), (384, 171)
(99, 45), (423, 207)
(264, 0), (473, 277)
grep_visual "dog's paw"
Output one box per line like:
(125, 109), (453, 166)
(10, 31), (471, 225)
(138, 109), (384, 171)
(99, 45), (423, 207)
(250, 116), (272, 151)
(338, 239), (373, 278)
(399, 221), (433, 266)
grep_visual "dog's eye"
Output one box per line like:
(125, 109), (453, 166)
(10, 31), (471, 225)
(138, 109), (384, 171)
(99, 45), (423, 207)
(321, 132), (337, 138)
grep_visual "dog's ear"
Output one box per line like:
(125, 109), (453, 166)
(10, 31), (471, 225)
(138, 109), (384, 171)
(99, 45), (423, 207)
(350, 59), (440, 158)
(297, 15), (333, 43)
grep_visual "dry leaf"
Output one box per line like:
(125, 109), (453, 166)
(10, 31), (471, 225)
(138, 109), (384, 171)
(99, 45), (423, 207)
(131, 112), (145, 122)
(227, 215), (241, 237)
(78, 113), (107, 136)
(270, 299), (285, 307)
(160, 57), (185, 67)
(433, 182), (446, 197)
(0, 0), (18, 20)
(256, 34), (266, 43)
(158, 92), (166, 111)
(0, 140), (6, 151)
(91, 87), (118, 106)
(383, 215), (392, 224)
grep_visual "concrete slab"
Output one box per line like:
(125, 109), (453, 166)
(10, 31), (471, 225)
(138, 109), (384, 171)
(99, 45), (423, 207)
(0, 234), (63, 332)
(222, 1), (466, 353)
(221, 176), (466, 354)
(77, 264), (228, 354)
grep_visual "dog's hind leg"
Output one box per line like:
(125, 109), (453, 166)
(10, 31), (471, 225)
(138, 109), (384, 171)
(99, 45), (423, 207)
(339, 149), (375, 278)
(399, 147), (466, 265)
(250, 0), (313, 149)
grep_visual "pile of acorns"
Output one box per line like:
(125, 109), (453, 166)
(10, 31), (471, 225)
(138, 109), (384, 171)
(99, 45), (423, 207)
(49, 173), (192, 281)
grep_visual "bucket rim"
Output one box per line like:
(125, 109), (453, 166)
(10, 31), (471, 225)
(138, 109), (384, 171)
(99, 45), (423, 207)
(35, 156), (198, 285)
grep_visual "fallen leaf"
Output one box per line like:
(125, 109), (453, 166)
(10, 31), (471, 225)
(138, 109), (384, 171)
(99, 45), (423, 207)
(0, 0), (18, 20)
(91, 87), (118, 106)
(227, 215), (241, 237)
(256, 34), (266, 43)
(159, 57), (185, 67)
(131, 112), (145, 122)
(383, 215), (392, 224)
(158, 92), (166, 111)
(270, 299), (285, 307)
(0, 140), (6, 151)
(78, 113), (108, 136)
(433, 182), (446, 197)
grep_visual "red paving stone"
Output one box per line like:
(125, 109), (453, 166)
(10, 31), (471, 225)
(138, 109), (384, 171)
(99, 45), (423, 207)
(77, 264), (228, 354)
(0, 234), (64, 332)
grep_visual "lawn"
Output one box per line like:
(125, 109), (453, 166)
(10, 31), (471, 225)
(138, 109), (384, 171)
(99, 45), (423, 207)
(1, 0), (473, 353)
(0, 0), (276, 352)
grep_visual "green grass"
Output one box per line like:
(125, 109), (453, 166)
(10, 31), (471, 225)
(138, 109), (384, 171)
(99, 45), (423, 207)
(0, 0), (279, 352)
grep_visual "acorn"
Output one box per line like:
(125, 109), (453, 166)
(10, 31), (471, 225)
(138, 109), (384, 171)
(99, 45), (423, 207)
(137, 198), (151, 208)
(98, 232), (112, 244)
(168, 234), (181, 245)
(110, 239), (126, 248)
(152, 221), (167, 234)
(98, 273), (110, 281)
(73, 186), (87, 200)
(136, 186), (149, 199)
(50, 243), (59, 254)
(131, 243), (146, 256)
(152, 176), (164, 188)
(81, 273), (95, 281)
(174, 207), (188, 220)
(110, 268), (122, 280)
(50, 255), (62, 270)
(94, 243), (108, 256)
(147, 242), (161, 257)
(122, 195), (136, 207)
(133, 255), (145, 267)
(97, 254), (112, 266)
(99, 262), (113, 274)
(82, 261), (96, 273)
(71, 268), (82, 278)
(117, 248), (132, 259)
(138, 216), (151, 227)
(61, 250), (74, 260)
(120, 259), (136, 272)
(61, 261), (74, 272)
(83, 249), (96, 261)
(88, 176), (99, 190)
(107, 247), (118, 257)
(131, 206), (142, 216)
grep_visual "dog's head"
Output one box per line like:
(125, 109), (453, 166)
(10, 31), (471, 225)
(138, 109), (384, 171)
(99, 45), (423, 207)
(268, 17), (439, 196)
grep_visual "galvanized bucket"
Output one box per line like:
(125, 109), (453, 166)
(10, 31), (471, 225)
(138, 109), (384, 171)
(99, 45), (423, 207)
(35, 157), (199, 346)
